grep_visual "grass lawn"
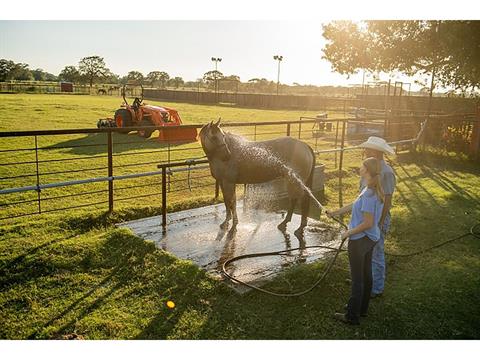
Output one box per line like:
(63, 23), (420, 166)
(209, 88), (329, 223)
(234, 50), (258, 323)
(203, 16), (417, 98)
(0, 94), (479, 339)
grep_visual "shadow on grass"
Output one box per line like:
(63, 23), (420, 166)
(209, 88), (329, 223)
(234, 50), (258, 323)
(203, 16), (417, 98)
(49, 132), (196, 156)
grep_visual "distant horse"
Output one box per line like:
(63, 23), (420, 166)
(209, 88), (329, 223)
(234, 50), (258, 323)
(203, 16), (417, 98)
(199, 120), (316, 236)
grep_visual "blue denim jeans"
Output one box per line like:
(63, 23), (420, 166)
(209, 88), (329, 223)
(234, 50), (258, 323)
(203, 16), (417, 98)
(347, 235), (376, 322)
(372, 215), (390, 295)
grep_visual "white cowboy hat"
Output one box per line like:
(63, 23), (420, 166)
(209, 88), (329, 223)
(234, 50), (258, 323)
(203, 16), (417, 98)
(359, 136), (395, 155)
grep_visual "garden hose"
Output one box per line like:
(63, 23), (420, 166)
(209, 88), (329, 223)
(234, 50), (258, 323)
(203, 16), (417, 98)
(221, 221), (480, 298)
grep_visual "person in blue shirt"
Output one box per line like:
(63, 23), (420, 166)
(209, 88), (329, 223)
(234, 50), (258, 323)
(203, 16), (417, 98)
(326, 157), (385, 325)
(358, 136), (396, 298)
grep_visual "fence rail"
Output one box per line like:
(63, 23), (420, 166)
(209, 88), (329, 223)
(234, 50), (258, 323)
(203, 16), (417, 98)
(1, 113), (478, 222)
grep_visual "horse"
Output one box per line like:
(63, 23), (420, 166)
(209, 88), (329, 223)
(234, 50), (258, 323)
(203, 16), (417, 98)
(199, 119), (316, 237)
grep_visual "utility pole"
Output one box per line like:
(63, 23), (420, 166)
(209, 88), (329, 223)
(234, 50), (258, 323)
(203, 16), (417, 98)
(273, 55), (283, 95)
(211, 57), (222, 102)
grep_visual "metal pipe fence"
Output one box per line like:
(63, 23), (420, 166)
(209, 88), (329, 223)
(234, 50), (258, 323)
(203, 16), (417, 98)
(1, 113), (478, 222)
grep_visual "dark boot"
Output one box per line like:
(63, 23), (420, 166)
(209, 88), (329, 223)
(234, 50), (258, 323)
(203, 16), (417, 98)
(334, 312), (360, 325)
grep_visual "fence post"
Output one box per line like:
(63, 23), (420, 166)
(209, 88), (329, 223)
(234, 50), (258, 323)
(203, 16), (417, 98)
(34, 135), (41, 214)
(298, 118), (302, 139)
(107, 131), (114, 213)
(338, 120), (347, 208)
(470, 107), (480, 160)
(286, 123), (291, 136)
(334, 119), (340, 168)
(162, 166), (167, 232)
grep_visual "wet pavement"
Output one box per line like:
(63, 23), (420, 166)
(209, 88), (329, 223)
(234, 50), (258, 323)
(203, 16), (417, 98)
(118, 203), (341, 293)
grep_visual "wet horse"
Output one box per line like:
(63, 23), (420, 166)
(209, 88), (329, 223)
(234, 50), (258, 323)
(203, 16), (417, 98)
(199, 120), (316, 236)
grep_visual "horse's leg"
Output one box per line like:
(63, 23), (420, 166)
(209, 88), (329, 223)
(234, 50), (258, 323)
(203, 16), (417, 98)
(224, 182), (238, 229)
(219, 181), (232, 230)
(278, 197), (297, 231)
(294, 192), (310, 237)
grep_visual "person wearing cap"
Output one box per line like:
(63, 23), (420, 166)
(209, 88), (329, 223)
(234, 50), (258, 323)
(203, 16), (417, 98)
(358, 136), (396, 298)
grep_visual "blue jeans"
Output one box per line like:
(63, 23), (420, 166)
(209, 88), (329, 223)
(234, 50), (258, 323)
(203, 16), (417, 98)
(347, 235), (376, 322)
(372, 215), (390, 295)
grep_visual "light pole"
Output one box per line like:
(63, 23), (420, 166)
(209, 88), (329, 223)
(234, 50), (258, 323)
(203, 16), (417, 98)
(273, 55), (283, 95)
(211, 57), (222, 101)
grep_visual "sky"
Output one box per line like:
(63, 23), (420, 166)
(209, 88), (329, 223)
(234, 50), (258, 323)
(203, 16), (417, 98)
(0, 21), (423, 88)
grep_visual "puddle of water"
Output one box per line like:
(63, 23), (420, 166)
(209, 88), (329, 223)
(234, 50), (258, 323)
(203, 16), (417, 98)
(119, 203), (341, 293)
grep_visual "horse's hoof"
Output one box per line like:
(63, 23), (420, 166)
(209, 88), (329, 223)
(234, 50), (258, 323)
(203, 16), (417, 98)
(227, 227), (237, 238)
(294, 227), (305, 239)
(277, 222), (287, 231)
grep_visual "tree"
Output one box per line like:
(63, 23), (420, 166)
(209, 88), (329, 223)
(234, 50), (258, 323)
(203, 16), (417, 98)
(0, 59), (16, 81)
(146, 71), (170, 88)
(203, 70), (224, 88)
(103, 71), (120, 84)
(126, 71), (144, 84)
(247, 78), (275, 93)
(30, 68), (57, 81)
(322, 20), (480, 95)
(59, 66), (81, 83)
(220, 75), (240, 91)
(31, 68), (46, 81)
(2, 62), (33, 81)
(168, 76), (184, 88)
(78, 55), (109, 89)
(16, 63), (33, 80)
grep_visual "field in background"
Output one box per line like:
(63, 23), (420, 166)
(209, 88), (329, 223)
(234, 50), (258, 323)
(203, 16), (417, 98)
(1, 94), (479, 339)
(0, 94), (349, 220)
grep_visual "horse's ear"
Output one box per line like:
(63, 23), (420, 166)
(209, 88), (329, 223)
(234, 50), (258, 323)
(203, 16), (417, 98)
(215, 118), (221, 127)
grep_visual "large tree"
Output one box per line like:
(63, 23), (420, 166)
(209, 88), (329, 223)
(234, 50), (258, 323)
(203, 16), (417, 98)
(0, 60), (33, 81)
(146, 71), (170, 88)
(203, 70), (224, 88)
(59, 65), (80, 83)
(126, 70), (144, 84)
(322, 20), (480, 95)
(0, 59), (16, 81)
(78, 55), (109, 89)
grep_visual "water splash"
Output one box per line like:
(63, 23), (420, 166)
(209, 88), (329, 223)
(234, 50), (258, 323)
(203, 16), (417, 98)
(233, 134), (323, 210)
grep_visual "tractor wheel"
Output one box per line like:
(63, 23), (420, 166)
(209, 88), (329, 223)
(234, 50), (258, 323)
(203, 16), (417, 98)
(114, 109), (133, 134)
(139, 118), (154, 138)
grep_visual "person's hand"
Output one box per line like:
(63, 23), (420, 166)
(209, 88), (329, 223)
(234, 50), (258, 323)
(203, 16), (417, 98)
(340, 230), (351, 240)
(325, 209), (338, 218)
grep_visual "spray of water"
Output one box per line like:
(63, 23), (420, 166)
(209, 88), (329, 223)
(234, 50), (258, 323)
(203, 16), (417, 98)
(234, 134), (324, 211)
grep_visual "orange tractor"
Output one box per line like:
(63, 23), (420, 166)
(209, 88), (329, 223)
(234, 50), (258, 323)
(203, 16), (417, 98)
(98, 85), (197, 142)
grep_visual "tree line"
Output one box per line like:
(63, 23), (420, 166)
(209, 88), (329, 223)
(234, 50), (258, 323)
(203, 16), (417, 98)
(0, 55), (367, 96)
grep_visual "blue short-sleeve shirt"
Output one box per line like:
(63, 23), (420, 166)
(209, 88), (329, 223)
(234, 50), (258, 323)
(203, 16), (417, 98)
(349, 187), (384, 242)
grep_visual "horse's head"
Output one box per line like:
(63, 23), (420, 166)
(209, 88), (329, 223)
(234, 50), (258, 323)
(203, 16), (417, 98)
(199, 119), (231, 161)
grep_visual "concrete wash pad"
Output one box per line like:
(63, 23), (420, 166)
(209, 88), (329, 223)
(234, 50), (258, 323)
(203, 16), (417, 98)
(119, 202), (342, 293)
